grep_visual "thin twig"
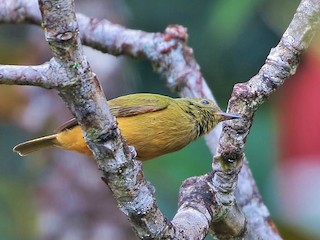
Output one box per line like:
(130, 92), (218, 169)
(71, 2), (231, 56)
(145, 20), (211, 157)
(0, 62), (54, 88)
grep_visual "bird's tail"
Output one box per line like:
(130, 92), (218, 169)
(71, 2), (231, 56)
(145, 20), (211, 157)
(13, 134), (58, 156)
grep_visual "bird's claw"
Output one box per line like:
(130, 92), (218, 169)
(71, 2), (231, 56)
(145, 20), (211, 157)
(128, 145), (137, 159)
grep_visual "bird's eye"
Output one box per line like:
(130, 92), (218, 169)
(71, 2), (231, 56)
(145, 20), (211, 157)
(200, 99), (210, 105)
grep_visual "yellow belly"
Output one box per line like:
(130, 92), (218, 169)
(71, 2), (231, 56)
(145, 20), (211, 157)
(56, 127), (92, 155)
(56, 107), (194, 160)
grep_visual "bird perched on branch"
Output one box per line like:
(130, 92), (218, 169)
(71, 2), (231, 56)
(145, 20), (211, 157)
(13, 93), (239, 160)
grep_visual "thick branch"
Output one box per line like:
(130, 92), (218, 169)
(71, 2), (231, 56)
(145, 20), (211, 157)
(212, 0), (320, 239)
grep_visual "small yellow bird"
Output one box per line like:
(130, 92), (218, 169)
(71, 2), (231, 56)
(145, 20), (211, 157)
(13, 93), (239, 160)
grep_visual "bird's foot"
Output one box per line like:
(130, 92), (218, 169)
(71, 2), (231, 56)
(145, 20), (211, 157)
(128, 145), (137, 159)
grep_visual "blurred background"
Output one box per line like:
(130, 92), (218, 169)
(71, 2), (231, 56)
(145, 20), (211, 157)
(1, 0), (319, 239)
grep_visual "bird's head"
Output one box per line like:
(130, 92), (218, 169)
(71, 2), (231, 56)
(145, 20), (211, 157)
(191, 98), (240, 122)
(179, 97), (240, 137)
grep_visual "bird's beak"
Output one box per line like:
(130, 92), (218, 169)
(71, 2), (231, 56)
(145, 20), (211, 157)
(216, 112), (240, 121)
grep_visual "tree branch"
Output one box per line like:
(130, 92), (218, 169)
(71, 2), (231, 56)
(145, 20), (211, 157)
(0, 62), (54, 88)
(212, 0), (320, 239)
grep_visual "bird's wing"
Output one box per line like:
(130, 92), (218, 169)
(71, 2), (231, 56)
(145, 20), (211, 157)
(54, 118), (79, 132)
(108, 93), (170, 117)
(55, 94), (171, 132)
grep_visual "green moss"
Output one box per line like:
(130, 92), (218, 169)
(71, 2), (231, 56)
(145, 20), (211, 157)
(70, 77), (78, 84)
(70, 62), (80, 70)
(85, 127), (99, 142)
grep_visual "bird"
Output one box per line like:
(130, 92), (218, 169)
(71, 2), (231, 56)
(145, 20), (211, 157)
(13, 93), (239, 160)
